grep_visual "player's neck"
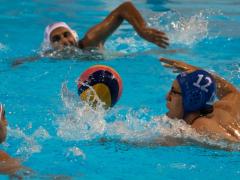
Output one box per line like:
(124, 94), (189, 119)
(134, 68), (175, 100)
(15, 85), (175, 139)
(183, 112), (201, 125)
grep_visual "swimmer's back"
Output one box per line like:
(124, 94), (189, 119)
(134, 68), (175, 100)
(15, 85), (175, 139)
(214, 92), (240, 118)
(192, 94), (240, 141)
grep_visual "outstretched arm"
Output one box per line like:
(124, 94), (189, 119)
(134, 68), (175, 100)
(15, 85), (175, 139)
(79, 2), (169, 49)
(160, 57), (239, 100)
(11, 49), (56, 67)
(11, 55), (41, 67)
(0, 151), (22, 176)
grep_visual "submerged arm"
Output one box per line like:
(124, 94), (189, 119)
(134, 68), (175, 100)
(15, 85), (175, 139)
(160, 57), (239, 100)
(79, 2), (169, 49)
(11, 49), (56, 67)
(0, 151), (22, 175)
(11, 55), (41, 67)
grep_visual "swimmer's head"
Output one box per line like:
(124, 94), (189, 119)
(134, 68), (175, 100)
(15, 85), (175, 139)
(43, 22), (78, 49)
(166, 70), (216, 119)
(0, 104), (7, 143)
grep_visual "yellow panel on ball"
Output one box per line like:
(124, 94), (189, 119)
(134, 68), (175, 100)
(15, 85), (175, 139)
(80, 83), (112, 108)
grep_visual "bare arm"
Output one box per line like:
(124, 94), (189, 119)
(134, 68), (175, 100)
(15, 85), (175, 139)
(11, 49), (57, 67)
(11, 55), (41, 67)
(79, 2), (169, 49)
(160, 57), (239, 100)
(0, 151), (22, 175)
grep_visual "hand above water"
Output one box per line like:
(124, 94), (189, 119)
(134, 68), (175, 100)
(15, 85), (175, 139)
(141, 27), (169, 48)
(160, 57), (199, 73)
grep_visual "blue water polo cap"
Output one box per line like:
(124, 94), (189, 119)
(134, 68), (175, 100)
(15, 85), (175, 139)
(176, 70), (216, 113)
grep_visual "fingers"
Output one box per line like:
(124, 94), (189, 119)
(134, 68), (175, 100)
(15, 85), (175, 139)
(155, 34), (169, 48)
(146, 28), (169, 48)
(161, 63), (185, 73)
(162, 63), (173, 68)
(160, 57), (175, 65)
(155, 31), (169, 41)
(154, 38), (169, 48)
(157, 41), (169, 48)
(160, 58), (188, 72)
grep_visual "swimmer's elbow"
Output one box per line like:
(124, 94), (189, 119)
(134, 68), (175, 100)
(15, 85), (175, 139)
(120, 1), (134, 8)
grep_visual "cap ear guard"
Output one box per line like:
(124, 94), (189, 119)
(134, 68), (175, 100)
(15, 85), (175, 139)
(184, 88), (204, 112)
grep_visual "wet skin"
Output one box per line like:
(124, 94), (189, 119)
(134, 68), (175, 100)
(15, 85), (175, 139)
(50, 27), (77, 49)
(12, 2), (169, 66)
(50, 2), (169, 50)
(0, 106), (23, 176)
(161, 58), (240, 142)
(0, 106), (7, 143)
(166, 80), (184, 119)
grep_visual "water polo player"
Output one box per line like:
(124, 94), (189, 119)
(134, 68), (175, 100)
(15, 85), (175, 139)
(77, 65), (122, 109)
(44, 2), (168, 50)
(161, 58), (240, 142)
(12, 2), (168, 66)
(0, 104), (23, 176)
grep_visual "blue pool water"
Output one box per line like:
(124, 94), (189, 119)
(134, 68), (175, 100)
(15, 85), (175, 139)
(0, 0), (240, 179)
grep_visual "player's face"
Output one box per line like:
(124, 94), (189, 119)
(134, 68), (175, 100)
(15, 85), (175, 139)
(166, 80), (184, 119)
(50, 27), (77, 49)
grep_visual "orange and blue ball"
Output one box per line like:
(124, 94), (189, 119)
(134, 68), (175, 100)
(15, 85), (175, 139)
(77, 65), (122, 108)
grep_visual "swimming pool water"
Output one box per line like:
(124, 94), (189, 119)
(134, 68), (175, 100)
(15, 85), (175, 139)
(0, 0), (240, 179)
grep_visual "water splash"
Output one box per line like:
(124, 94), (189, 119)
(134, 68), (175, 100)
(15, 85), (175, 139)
(67, 146), (86, 160)
(106, 36), (150, 54)
(58, 80), (240, 150)
(39, 45), (104, 60)
(168, 12), (208, 45)
(57, 82), (107, 141)
(147, 10), (213, 46)
(0, 43), (8, 52)
(227, 62), (240, 86)
(105, 10), (212, 52)
(8, 126), (51, 160)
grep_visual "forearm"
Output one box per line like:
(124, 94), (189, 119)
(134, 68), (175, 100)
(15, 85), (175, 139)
(12, 55), (41, 67)
(186, 65), (238, 99)
(116, 2), (147, 35)
(80, 2), (147, 48)
(0, 151), (22, 175)
(184, 64), (238, 99)
(160, 57), (239, 100)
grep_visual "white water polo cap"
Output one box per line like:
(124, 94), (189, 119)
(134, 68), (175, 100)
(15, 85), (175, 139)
(44, 22), (78, 46)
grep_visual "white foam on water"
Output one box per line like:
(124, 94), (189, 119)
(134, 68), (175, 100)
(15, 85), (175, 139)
(0, 43), (8, 53)
(168, 12), (208, 45)
(106, 36), (150, 54)
(67, 146), (86, 160)
(104, 10), (215, 54)
(7, 126), (51, 160)
(57, 82), (107, 141)
(58, 85), (240, 150)
(146, 10), (218, 46)
(39, 45), (103, 60)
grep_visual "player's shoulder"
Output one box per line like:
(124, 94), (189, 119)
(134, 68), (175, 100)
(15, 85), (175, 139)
(214, 92), (240, 116)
